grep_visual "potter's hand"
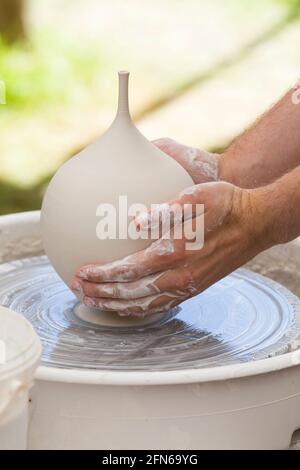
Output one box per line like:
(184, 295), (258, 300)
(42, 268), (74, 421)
(153, 138), (220, 184)
(71, 181), (273, 317)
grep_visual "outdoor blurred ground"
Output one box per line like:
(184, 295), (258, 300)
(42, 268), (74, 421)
(0, 0), (300, 214)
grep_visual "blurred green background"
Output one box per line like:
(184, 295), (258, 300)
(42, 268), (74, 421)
(0, 0), (300, 214)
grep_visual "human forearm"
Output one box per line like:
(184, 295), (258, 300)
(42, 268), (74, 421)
(220, 88), (300, 188)
(250, 165), (300, 247)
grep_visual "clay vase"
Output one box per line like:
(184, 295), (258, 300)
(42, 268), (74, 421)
(41, 71), (193, 290)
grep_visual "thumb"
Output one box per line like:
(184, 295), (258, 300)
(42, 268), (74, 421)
(135, 184), (206, 233)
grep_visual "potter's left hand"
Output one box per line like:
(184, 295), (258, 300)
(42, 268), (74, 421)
(71, 182), (273, 317)
(153, 138), (220, 184)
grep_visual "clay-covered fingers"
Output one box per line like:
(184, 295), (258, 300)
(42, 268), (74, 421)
(152, 138), (187, 161)
(82, 292), (186, 317)
(136, 182), (235, 236)
(71, 273), (162, 299)
(75, 186), (209, 285)
(75, 183), (234, 286)
(152, 137), (200, 168)
(76, 237), (187, 283)
(135, 183), (205, 233)
(152, 138), (219, 184)
(71, 266), (198, 301)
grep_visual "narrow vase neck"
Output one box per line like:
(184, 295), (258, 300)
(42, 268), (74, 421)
(116, 71), (131, 119)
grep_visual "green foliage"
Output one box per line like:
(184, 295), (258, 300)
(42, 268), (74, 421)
(275, 0), (300, 10)
(0, 30), (105, 109)
(0, 176), (48, 215)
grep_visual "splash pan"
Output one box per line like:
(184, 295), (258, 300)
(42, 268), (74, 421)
(0, 256), (300, 372)
(1, 212), (300, 450)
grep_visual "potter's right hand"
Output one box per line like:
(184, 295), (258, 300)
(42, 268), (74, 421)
(71, 181), (276, 317)
(153, 138), (220, 184)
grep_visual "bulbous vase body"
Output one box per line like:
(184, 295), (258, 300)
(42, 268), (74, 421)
(41, 72), (193, 288)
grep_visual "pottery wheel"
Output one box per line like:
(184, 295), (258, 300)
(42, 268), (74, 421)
(0, 256), (300, 371)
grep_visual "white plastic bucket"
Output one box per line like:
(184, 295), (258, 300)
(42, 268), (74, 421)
(0, 306), (41, 449)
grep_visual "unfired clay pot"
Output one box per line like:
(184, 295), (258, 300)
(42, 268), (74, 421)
(41, 71), (193, 288)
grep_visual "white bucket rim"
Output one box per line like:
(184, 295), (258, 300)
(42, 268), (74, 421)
(0, 306), (41, 381)
(35, 347), (300, 385)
